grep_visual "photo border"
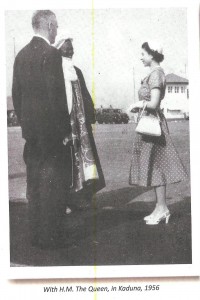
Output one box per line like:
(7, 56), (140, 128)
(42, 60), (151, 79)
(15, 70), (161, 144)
(0, 0), (199, 280)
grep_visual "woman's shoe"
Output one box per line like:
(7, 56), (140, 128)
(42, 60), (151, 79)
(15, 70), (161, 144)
(145, 210), (170, 225)
(144, 204), (159, 221)
(144, 214), (153, 221)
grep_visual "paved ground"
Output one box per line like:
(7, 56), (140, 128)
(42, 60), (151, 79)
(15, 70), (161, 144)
(8, 121), (191, 266)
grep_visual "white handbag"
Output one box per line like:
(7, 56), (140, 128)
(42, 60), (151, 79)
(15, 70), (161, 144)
(135, 102), (161, 136)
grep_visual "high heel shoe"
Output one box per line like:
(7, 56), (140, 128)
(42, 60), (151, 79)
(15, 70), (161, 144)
(144, 204), (159, 221)
(144, 214), (153, 221)
(145, 211), (170, 225)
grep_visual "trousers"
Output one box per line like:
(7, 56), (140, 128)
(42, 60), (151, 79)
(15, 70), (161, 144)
(23, 139), (72, 247)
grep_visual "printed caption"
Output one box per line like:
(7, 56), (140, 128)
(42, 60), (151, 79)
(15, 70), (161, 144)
(43, 284), (160, 293)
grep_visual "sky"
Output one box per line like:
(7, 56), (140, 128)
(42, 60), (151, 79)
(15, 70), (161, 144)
(5, 8), (188, 109)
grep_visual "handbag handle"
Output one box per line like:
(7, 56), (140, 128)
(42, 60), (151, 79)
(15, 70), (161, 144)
(139, 101), (147, 118)
(139, 101), (161, 122)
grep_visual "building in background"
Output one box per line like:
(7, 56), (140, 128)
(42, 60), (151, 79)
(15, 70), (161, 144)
(161, 73), (189, 119)
(7, 73), (190, 125)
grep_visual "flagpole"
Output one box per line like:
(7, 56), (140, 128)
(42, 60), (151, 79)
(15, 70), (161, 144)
(133, 66), (135, 103)
(13, 37), (16, 59)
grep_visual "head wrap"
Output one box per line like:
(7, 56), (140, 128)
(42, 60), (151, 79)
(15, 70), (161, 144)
(54, 33), (73, 49)
(54, 33), (77, 115)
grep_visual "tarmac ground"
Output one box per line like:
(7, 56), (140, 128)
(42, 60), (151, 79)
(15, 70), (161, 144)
(8, 122), (191, 267)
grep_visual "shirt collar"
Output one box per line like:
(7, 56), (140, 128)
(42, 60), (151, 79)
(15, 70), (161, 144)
(34, 34), (50, 45)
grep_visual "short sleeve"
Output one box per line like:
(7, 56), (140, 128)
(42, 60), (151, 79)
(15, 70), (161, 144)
(148, 70), (164, 90)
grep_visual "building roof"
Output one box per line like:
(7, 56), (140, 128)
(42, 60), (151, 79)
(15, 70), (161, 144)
(166, 73), (189, 84)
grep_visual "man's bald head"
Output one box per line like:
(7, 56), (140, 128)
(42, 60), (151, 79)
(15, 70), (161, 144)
(32, 10), (58, 44)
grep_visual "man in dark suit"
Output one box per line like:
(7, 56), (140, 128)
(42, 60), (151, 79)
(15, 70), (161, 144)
(12, 10), (72, 249)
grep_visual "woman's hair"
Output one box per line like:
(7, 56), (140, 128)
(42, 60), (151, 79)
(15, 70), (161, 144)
(142, 42), (164, 63)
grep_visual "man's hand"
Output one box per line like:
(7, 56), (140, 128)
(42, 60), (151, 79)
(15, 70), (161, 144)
(63, 134), (73, 146)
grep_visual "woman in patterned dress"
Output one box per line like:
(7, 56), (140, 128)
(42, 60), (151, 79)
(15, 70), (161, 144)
(55, 36), (105, 212)
(129, 41), (188, 225)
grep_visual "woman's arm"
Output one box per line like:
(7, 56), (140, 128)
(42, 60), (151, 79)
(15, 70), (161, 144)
(130, 88), (161, 112)
(146, 88), (161, 110)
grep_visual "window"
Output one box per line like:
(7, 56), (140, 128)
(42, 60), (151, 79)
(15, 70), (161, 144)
(168, 86), (173, 93)
(181, 87), (185, 93)
(167, 109), (181, 114)
(175, 87), (179, 93)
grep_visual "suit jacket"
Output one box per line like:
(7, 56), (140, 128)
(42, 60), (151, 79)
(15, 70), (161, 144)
(12, 37), (71, 142)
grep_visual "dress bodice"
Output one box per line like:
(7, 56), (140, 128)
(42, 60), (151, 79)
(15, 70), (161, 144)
(138, 67), (166, 105)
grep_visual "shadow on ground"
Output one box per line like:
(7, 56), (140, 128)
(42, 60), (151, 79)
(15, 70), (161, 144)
(9, 187), (192, 267)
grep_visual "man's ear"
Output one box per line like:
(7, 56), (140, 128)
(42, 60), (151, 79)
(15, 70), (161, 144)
(48, 22), (52, 31)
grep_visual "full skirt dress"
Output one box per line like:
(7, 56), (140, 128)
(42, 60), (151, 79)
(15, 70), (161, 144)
(129, 66), (188, 187)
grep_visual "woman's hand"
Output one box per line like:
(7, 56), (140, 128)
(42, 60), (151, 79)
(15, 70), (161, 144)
(130, 101), (144, 113)
(130, 89), (161, 112)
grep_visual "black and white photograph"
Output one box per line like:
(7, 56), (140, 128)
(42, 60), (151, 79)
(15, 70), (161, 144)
(1, 0), (200, 288)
